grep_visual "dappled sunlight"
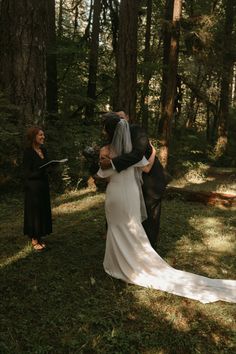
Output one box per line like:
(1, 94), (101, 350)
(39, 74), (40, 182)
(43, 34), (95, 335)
(53, 193), (104, 216)
(1, 192), (235, 353)
(131, 287), (235, 340)
(0, 244), (32, 269)
(170, 175), (217, 188)
(170, 166), (236, 195)
(53, 187), (97, 205)
(188, 216), (235, 253)
(170, 164), (211, 188)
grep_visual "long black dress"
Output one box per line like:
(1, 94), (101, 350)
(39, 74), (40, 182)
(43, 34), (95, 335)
(23, 147), (52, 239)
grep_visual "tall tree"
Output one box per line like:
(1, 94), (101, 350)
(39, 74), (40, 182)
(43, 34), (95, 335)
(0, 0), (48, 126)
(140, 0), (153, 131)
(85, 0), (102, 121)
(215, 0), (235, 156)
(115, 0), (139, 121)
(159, 0), (174, 131)
(158, 0), (182, 168)
(46, 0), (58, 117)
(109, 0), (120, 109)
(57, 0), (64, 38)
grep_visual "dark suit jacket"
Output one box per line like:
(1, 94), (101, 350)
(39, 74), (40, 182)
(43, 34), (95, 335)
(112, 124), (167, 196)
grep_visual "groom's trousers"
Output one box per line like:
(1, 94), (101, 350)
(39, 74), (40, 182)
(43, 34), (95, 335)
(141, 158), (166, 250)
(142, 187), (162, 250)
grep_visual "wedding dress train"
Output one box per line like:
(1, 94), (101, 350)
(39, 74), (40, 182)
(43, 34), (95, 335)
(98, 166), (236, 304)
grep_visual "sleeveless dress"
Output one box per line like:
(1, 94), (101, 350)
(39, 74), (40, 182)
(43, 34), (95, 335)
(98, 165), (236, 304)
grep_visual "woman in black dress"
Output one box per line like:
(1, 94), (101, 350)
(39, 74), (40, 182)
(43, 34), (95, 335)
(23, 127), (52, 251)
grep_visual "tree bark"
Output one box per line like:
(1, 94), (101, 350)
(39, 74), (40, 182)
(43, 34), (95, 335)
(57, 0), (63, 38)
(215, 0), (235, 156)
(159, 0), (182, 168)
(159, 0), (174, 129)
(115, 0), (139, 122)
(46, 0), (58, 117)
(85, 0), (102, 121)
(140, 0), (153, 131)
(0, 0), (48, 127)
(232, 64), (236, 108)
(108, 0), (119, 110)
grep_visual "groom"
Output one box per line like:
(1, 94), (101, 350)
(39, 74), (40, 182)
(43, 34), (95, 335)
(100, 111), (168, 250)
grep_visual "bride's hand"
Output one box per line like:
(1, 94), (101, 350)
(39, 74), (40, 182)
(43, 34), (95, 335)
(100, 157), (112, 170)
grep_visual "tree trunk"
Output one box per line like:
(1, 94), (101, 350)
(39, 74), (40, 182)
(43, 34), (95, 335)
(57, 0), (63, 38)
(140, 0), (153, 131)
(215, 0), (235, 156)
(159, 0), (174, 129)
(115, 0), (139, 122)
(159, 0), (182, 168)
(233, 64), (236, 108)
(109, 0), (119, 109)
(0, 0), (47, 127)
(85, 0), (102, 121)
(46, 0), (58, 117)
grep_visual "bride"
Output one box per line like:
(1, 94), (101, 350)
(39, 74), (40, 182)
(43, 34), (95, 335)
(97, 115), (236, 304)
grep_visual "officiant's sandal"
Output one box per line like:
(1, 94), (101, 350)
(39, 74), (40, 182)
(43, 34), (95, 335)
(32, 241), (46, 252)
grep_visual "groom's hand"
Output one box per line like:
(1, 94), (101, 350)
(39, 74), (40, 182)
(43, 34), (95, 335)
(100, 157), (112, 170)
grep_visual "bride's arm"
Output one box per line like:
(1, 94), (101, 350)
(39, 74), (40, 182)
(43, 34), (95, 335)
(141, 144), (156, 173)
(96, 145), (114, 179)
(99, 145), (110, 161)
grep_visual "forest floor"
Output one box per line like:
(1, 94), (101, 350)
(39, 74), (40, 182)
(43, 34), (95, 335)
(0, 170), (236, 353)
(167, 165), (236, 208)
(169, 166), (236, 194)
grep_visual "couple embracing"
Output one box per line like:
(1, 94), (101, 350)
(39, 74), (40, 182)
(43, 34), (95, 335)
(96, 111), (236, 304)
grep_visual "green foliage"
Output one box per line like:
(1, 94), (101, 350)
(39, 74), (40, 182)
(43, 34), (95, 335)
(0, 91), (22, 190)
(45, 116), (102, 191)
(210, 109), (236, 167)
(1, 0), (236, 194)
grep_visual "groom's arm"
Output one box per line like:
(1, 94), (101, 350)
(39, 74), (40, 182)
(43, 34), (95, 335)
(101, 125), (149, 173)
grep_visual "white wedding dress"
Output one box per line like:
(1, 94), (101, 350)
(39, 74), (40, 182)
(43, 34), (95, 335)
(98, 164), (236, 304)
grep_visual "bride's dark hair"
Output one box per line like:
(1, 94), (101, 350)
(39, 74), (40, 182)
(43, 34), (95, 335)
(102, 112), (120, 142)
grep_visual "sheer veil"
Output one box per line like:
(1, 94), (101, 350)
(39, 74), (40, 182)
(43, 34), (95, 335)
(110, 119), (147, 222)
(110, 119), (132, 157)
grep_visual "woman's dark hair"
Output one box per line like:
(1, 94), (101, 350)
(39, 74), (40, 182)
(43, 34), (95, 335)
(102, 112), (120, 142)
(25, 126), (43, 148)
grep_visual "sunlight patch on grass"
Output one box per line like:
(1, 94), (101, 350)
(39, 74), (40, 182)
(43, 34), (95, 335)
(54, 187), (96, 204)
(53, 193), (104, 216)
(189, 216), (235, 253)
(170, 164), (236, 194)
(0, 243), (32, 268)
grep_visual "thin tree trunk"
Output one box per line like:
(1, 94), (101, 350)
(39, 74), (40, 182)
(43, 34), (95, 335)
(159, 0), (174, 132)
(231, 63), (236, 108)
(84, 0), (93, 40)
(206, 106), (211, 142)
(85, 0), (102, 121)
(109, 0), (119, 109)
(72, 0), (80, 39)
(46, 0), (58, 117)
(215, 0), (235, 156)
(140, 0), (153, 131)
(159, 0), (182, 168)
(57, 0), (63, 38)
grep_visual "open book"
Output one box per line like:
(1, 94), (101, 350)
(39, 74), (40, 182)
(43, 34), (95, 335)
(39, 158), (68, 169)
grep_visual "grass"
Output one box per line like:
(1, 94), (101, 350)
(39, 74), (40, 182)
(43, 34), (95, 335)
(0, 187), (236, 354)
(169, 163), (236, 195)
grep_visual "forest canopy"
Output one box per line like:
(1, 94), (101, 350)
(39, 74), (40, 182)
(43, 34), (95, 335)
(0, 0), (235, 191)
